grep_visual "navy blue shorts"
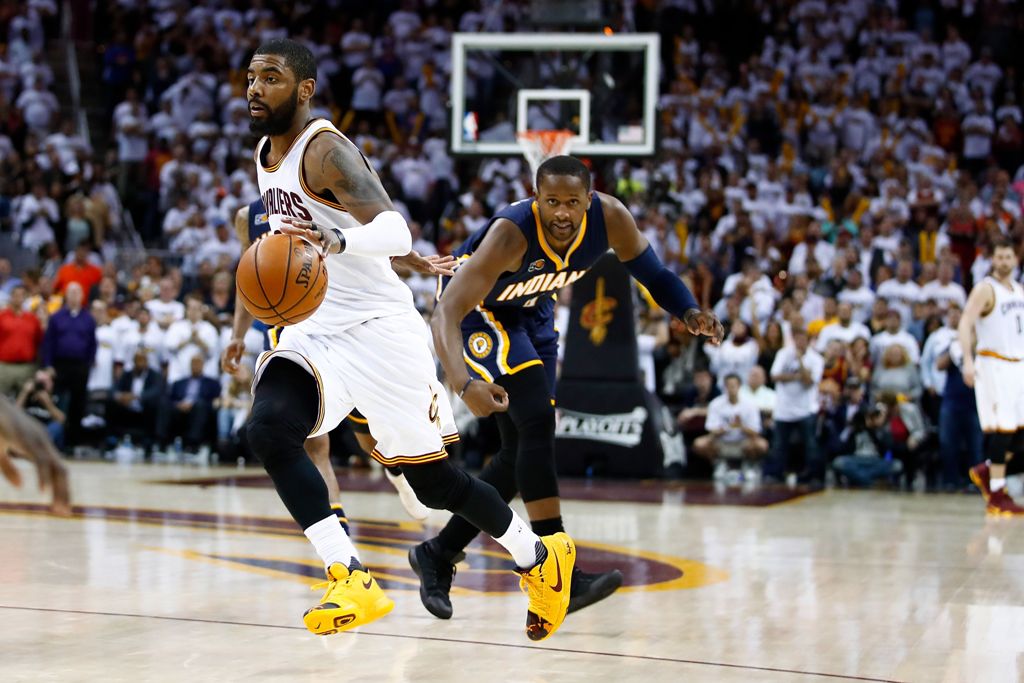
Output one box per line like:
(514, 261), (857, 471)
(461, 305), (558, 397)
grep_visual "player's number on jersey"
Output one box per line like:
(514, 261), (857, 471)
(523, 296), (538, 308)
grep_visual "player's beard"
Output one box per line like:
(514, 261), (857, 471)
(249, 88), (299, 136)
(994, 262), (1015, 279)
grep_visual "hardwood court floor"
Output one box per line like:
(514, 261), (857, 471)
(2, 461), (1023, 683)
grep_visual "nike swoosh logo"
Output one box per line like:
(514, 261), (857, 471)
(550, 553), (563, 593)
(362, 577), (373, 590)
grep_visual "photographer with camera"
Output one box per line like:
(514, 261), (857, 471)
(832, 401), (904, 488)
(16, 368), (65, 449)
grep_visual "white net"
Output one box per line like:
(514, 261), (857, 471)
(517, 130), (575, 189)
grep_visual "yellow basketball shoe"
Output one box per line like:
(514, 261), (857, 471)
(302, 563), (394, 636)
(518, 532), (575, 641)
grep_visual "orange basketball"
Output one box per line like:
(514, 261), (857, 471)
(236, 233), (328, 326)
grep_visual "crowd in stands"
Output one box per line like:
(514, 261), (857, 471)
(0, 1), (1021, 489)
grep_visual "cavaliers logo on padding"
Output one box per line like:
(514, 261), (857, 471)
(468, 332), (493, 359)
(580, 277), (617, 346)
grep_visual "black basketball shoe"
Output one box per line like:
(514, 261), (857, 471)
(408, 541), (464, 620)
(567, 567), (623, 614)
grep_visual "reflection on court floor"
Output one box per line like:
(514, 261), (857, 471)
(0, 501), (726, 594)
(2, 462), (1023, 683)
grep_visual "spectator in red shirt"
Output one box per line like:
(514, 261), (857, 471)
(0, 285), (43, 397)
(53, 243), (102, 300)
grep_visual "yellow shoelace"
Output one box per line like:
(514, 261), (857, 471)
(519, 566), (550, 618)
(311, 573), (350, 593)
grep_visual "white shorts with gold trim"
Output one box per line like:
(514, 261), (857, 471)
(974, 353), (1024, 433)
(252, 310), (458, 465)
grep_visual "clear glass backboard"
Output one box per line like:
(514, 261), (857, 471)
(449, 33), (660, 157)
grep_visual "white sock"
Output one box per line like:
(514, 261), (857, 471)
(991, 477), (1006, 492)
(493, 511), (544, 570)
(304, 515), (360, 569)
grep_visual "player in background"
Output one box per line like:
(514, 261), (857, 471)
(222, 200), (444, 522)
(410, 156), (723, 619)
(0, 392), (70, 516)
(960, 239), (1024, 516)
(243, 39), (575, 641)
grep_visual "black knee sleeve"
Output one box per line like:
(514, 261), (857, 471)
(401, 458), (473, 510)
(513, 406), (558, 502)
(248, 359), (319, 468)
(497, 367), (559, 503)
(987, 433), (1014, 465)
(247, 358), (331, 530)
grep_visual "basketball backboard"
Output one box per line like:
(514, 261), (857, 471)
(450, 33), (660, 158)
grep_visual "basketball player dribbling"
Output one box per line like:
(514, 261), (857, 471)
(960, 239), (1024, 516)
(244, 39), (574, 641)
(222, 199), (442, 523)
(410, 156), (724, 619)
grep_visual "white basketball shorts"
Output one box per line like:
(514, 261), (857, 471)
(252, 310), (459, 465)
(974, 353), (1024, 433)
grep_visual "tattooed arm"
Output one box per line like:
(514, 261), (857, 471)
(279, 131), (411, 257)
(303, 131), (395, 223)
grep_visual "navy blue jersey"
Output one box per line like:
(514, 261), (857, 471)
(247, 197), (270, 245)
(245, 197), (276, 349)
(447, 194), (609, 317)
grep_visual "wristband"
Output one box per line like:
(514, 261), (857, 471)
(331, 228), (345, 254)
(307, 221), (342, 255)
(458, 377), (477, 398)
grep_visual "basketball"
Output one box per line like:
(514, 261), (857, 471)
(236, 233), (327, 326)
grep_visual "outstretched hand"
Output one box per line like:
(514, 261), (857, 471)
(392, 251), (458, 277)
(683, 309), (725, 345)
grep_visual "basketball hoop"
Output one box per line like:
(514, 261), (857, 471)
(517, 129), (575, 189)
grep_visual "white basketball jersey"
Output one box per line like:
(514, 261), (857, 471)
(254, 118), (414, 335)
(975, 276), (1024, 359)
